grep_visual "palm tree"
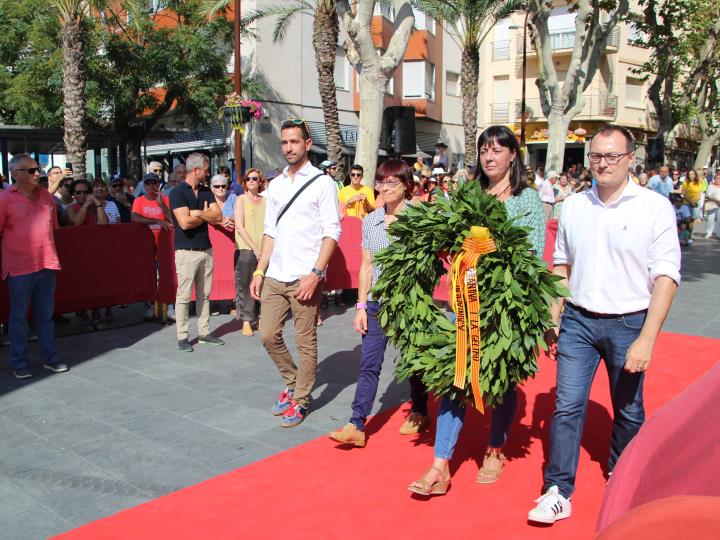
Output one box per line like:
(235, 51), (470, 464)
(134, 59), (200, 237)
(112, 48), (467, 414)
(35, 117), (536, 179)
(49, 0), (90, 179)
(203, 0), (344, 177)
(416, 0), (522, 168)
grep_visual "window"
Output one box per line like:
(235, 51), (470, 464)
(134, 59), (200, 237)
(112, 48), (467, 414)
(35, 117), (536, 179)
(425, 62), (435, 100)
(412, 8), (435, 34)
(403, 61), (436, 100)
(446, 71), (460, 96)
(625, 77), (644, 108)
(334, 48), (350, 90)
(386, 76), (394, 95)
(627, 22), (647, 46)
(149, 0), (164, 13)
(373, 4), (394, 21)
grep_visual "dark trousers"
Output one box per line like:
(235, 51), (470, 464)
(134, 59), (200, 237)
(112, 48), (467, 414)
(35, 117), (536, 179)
(350, 301), (428, 431)
(234, 249), (259, 322)
(7, 269), (58, 369)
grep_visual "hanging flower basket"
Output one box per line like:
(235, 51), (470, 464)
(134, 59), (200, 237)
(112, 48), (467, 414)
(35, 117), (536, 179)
(223, 93), (264, 132)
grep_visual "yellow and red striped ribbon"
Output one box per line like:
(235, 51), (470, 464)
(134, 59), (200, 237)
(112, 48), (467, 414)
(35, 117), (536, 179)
(449, 226), (497, 412)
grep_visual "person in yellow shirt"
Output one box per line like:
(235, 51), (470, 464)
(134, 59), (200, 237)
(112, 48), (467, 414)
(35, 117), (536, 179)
(339, 164), (375, 217)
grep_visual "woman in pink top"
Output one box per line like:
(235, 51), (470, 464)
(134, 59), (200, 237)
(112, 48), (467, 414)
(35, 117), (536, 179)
(66, 179), (109, 226)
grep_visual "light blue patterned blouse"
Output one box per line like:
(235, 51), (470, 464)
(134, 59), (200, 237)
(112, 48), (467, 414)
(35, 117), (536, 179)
(504, 187), (546, 255)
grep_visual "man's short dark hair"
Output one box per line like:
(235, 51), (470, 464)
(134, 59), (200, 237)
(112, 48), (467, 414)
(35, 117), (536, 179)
(350, 164), (364, 174)
(281, 119), (310, 141)
(594, 125), (636, 153)
(47, 165), (62, 175)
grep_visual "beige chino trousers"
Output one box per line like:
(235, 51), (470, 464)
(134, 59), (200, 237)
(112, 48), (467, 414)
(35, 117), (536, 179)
(260, 277), (321, 407)
(174, 248), (214, 341)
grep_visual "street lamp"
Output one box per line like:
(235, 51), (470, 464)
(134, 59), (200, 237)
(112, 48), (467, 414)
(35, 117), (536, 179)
(233, 0), (242, 180)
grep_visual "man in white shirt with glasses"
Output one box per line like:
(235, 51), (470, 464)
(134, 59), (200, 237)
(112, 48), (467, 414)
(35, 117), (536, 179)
(250, 118), (341, 428)
(528, 125), (681, 525)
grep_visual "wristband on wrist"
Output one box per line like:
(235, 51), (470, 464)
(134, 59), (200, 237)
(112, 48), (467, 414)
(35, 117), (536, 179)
(252, 269), (265, 278)
(355, 302), (368, 310)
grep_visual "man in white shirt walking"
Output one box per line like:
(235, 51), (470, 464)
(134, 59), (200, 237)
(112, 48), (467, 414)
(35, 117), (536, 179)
(250, 118), (341, 428)
(528, 125), (681, 524)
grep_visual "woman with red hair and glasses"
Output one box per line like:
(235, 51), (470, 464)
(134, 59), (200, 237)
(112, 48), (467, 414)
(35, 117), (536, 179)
(233, 168), (266, 336)
(329, 159), (429, 448)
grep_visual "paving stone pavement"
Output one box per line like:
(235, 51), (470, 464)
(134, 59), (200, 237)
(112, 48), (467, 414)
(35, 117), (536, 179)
(0, 238), (718, 539)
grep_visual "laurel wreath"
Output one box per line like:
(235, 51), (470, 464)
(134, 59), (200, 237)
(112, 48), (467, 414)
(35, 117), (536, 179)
(372, 181), (567, 407)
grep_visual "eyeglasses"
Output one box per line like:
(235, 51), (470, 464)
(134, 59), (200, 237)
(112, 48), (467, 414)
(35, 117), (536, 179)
(350, 173), (362, 177)
(376, 180), (403, 188)
(587, 152), (631, 165)
(153, 169), (162, 173)
(74, 190), (89, 195)
(247, 176), (260, 181)
(421, 175), (430, 179)
(14, 167), (41, 174)
(212, 184), (228, 189)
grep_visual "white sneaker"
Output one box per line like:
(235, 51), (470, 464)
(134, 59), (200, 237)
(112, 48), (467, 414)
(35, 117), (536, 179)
(528, 485), (571, 524)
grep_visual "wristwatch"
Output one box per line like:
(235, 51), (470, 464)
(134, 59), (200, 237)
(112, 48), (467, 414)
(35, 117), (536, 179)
(311, 267), (325, 279)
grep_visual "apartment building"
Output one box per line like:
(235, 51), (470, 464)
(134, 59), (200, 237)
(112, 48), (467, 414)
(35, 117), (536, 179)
(480, 3), (702, 170)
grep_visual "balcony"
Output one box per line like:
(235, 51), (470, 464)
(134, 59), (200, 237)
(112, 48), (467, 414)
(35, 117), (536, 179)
(491, 102), (511, 123)
(492, 40), (510, 61)
(514, 94), (618, 122)
(516, 27), (619, 55)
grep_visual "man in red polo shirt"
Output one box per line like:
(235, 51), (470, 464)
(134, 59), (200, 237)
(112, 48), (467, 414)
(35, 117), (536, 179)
(0, 153), (68, 379)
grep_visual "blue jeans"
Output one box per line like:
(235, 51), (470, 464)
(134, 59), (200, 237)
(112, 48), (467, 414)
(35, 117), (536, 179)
(7, 269), (59, 369)
(434, 386), (517, 459)
(543, 303), (647, 499)
(350, 301), (428, 431)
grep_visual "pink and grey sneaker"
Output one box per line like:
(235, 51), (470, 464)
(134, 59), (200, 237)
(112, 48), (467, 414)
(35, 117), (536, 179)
(280, 399), (308, 428)
(271, 388), (294, 416)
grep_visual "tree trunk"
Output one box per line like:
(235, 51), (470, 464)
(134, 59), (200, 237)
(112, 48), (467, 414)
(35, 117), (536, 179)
(61, 18), (87, 179)
(356, 69), (387, 186)
(545, 110), (570, 173)
(694, 135), (718, 170)
(461, 42), (480, 169)
(313, 3), (344, 179)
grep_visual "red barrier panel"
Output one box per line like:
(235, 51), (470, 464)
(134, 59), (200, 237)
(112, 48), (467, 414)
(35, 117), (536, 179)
(0, 224), (157, 320)
(325, 216), (362, 291)
(596, 362), (720, 533)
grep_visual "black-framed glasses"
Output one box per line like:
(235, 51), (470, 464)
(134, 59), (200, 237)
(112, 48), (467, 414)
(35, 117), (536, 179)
(74, 190), (89, 195)
(14, 167), (41, 174)
(282, 117), (310, 138)
(587, 152), (631, 165)
(350, 173), (362, 177)
(376, 179), (403, 188)
(212, 184), (228, 189)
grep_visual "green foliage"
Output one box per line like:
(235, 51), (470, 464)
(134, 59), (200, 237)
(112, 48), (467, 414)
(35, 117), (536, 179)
(372, 181), (567, 407)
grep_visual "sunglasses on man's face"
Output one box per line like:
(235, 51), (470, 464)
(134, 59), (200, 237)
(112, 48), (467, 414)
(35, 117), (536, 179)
(350, 173), (362, 177)
(14, 167), (41, 174)
(74, 190), (89, 195)
(153, 169), (162, 173)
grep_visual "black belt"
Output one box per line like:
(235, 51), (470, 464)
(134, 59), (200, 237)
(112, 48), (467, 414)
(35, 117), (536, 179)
(178, 247), (210, 252)
(566, 302), (647, 319)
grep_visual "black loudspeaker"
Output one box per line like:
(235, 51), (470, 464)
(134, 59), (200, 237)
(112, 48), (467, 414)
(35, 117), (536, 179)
(647, 136), (664, 163)
(384, 106), (416, 154)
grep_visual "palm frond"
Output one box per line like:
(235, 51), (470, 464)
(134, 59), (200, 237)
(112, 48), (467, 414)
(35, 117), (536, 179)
(199, 0), (233, 19)
(270, 2), (315, 44)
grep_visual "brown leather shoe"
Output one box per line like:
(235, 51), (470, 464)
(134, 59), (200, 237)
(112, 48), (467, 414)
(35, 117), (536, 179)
(399, 412), (428, 435)
(329, 423), (366, 447)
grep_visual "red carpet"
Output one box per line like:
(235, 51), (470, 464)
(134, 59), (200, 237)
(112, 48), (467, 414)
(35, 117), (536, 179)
(55, 333), (719, 540)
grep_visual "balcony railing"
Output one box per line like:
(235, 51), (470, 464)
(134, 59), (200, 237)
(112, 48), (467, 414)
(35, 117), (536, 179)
(492, 40), (511, 61)
(491, 102), (511, 123)
(514, 94), (618, 121)
(516, 26), (620, 54)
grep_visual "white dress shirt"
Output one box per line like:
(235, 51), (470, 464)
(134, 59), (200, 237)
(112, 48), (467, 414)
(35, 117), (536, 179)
(554, 180), (681, 314)
(263, 160), (341, 282)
